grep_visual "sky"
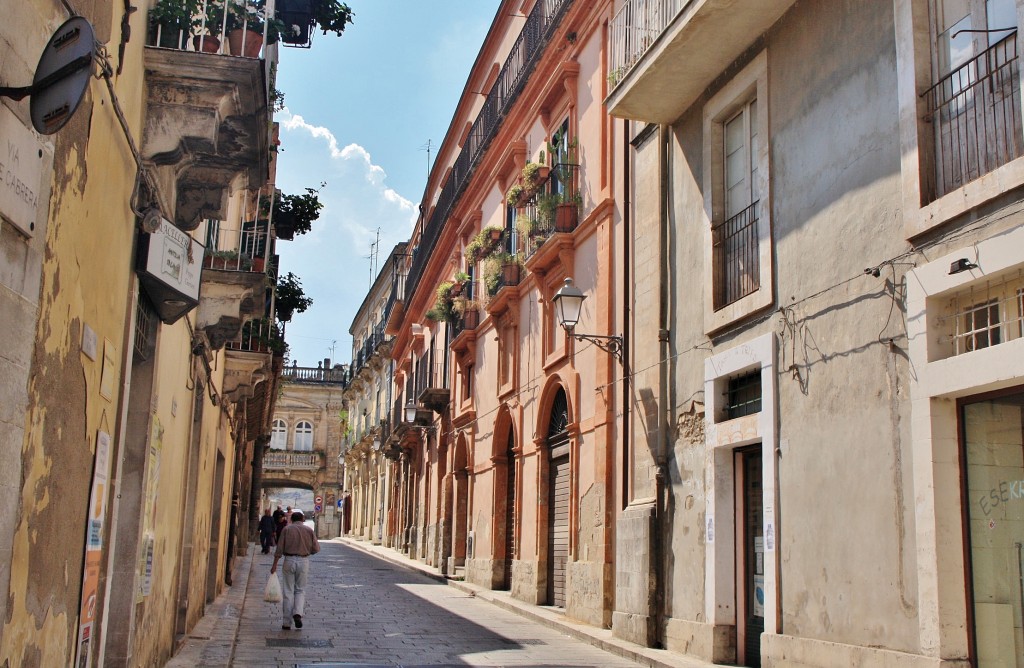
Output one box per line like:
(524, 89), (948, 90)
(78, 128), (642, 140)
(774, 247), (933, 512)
(272, 1), (500, 368)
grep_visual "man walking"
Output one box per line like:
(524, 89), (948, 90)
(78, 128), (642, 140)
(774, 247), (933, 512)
(271, 509), (319, 630)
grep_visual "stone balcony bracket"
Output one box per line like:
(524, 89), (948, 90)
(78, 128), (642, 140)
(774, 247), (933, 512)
(142, 47), (270, 231)
(223, 349), (272, 403)
(196, 270), (268, 350)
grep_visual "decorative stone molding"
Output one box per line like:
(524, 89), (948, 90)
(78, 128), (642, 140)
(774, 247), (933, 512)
(142, 47), (270, 230)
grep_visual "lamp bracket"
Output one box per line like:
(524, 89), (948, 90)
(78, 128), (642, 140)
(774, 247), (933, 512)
(569, 331), (623, 362)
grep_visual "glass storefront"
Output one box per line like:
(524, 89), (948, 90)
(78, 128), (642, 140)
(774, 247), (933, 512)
(962, 389), (1024, 666)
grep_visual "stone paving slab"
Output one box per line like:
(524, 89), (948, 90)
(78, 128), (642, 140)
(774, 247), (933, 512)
(166, 538), (728, 668)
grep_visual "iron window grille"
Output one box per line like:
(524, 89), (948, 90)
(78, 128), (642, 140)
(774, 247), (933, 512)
(724, 371), (762, 420)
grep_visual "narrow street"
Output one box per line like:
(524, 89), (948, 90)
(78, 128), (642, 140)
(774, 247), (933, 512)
(176, 540), (650, 667)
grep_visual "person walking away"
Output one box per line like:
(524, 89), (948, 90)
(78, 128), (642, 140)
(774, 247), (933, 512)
(274, 507), (288, 544)
(258, 508), (276, 554)
(271, 510), (320, 629)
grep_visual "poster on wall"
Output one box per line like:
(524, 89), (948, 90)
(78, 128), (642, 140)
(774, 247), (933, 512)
(75, 430), (113, 668)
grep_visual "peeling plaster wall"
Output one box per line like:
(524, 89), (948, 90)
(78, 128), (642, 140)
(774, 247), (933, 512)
(0, 0), (138, 663)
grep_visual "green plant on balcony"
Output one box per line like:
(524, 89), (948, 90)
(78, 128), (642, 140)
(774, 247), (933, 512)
(450, 271), (470, 297)
(464, 226), (505, 264)
(507, 161), (548, 207)
(482, 253), (521, 296)
(275, 271), (313, 323)
(263, 183), (324, 239)
(426, 281), (458, 323)
(149, 0), (209, 47)
(311, 0), (355, 36)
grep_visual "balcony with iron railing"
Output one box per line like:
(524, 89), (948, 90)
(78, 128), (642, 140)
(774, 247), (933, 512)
(606, 0), (796, 123)
(143, 1), (277, 232)
(203, 216), (273, 274)
(227, 317), (282, 353)
(404, 0), (574, 310)
(921, 32), (1023, 203)
(712, 201), (760, 310)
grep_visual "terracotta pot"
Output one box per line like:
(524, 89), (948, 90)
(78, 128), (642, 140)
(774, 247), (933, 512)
(462, 310), (480, 330)
(228, 29), (263, 58)
(501, 262), (521, 286)
(554, 203), (577, 233)
(488, 228), (504, 242)
(192, 34), (221, 53)
(449, 283), (464, 297)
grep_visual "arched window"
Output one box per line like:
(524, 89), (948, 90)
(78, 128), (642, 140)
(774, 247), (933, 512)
(270, 419), (287, 449)
(294, 421), (314, 451)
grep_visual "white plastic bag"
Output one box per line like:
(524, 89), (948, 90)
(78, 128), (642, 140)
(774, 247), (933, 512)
(264, 573), (282, 603)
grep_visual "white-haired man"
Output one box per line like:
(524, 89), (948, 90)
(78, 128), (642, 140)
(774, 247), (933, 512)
(271, 509), (320, 629)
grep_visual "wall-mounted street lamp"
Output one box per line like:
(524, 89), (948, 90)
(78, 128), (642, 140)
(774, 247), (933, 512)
(551, 277), (623, 362)
(404, 399), (435, 431)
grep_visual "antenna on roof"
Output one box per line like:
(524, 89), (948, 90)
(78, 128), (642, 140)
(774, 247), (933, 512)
(420, 139), (433, 178)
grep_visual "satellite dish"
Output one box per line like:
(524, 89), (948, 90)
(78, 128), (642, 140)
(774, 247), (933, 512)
(29, 16), (96, 135)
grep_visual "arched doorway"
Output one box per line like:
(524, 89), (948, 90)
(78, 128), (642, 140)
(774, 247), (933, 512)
(451, 434), (470, 575)
(502, 427), (516, 590)
(546, 388), (570, 608)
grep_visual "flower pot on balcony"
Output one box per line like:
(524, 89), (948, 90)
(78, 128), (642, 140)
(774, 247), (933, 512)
(462, 309), (480, 330)
(501, 261), (521, 286)
(228, 28), (263, 57)
(192, 34), (221, 52)
(554, 203), (578, 233)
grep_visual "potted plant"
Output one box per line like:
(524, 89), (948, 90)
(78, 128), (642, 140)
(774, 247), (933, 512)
(426, 281), (458, 323)
(148, 0), (201, 48)
(464, 226), (505, 264)
(454, 297), (483, 330)
(275, 271), (313, 323)
(450, 271), (470, 297)
(482, 253), (520, 296)
(226, 0), (285, 57)
(268, 185), (324, 240)
(275, 0), (354, 46)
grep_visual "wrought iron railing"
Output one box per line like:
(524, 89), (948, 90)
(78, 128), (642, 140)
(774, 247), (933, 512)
(227, 317), (282, 353)
(147, 0), (277, 59)
(263, 450), (319, 470)
(712, 201), (759, 310)
(922, 32), (1022, 201)
(414, 357), (446, 397)
(404, 0), (574, 306)
(608, 0), (682, 89)
(202, 215), (272, 274)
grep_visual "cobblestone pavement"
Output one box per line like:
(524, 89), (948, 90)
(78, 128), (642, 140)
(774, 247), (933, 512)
(230, 540), (643, 667)
(168, 540), (721, 668)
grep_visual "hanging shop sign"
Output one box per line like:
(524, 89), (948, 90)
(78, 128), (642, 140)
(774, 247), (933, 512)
(136, 215), (204, 324)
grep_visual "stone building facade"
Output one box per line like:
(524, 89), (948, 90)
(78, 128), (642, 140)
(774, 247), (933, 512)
(0, 1), (287, 665)
(341, 1), (1024, 667)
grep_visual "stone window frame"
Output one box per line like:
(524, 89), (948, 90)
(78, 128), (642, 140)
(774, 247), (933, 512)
(702, 50), (774, 335)
(270, 418), (288, 450)
(293, 420), (314, 451)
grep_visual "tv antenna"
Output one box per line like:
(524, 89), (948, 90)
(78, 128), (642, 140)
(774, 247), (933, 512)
(420, 139), (433, 178)
(365, 228), (381, 286)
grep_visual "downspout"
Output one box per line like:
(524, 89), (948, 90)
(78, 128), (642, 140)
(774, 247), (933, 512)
(621, 117), (631, 514)
(656, 123), (671, 646)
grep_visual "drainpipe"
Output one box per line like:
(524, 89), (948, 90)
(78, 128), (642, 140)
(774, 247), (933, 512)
(655, 123), (670, 646)
(621, 118), (631, 514)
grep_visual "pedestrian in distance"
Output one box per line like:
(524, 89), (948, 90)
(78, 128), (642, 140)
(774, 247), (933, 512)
(271, 509), (320, 630)
(274, 506), (288, 544)
(258, 508), (276, 554)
